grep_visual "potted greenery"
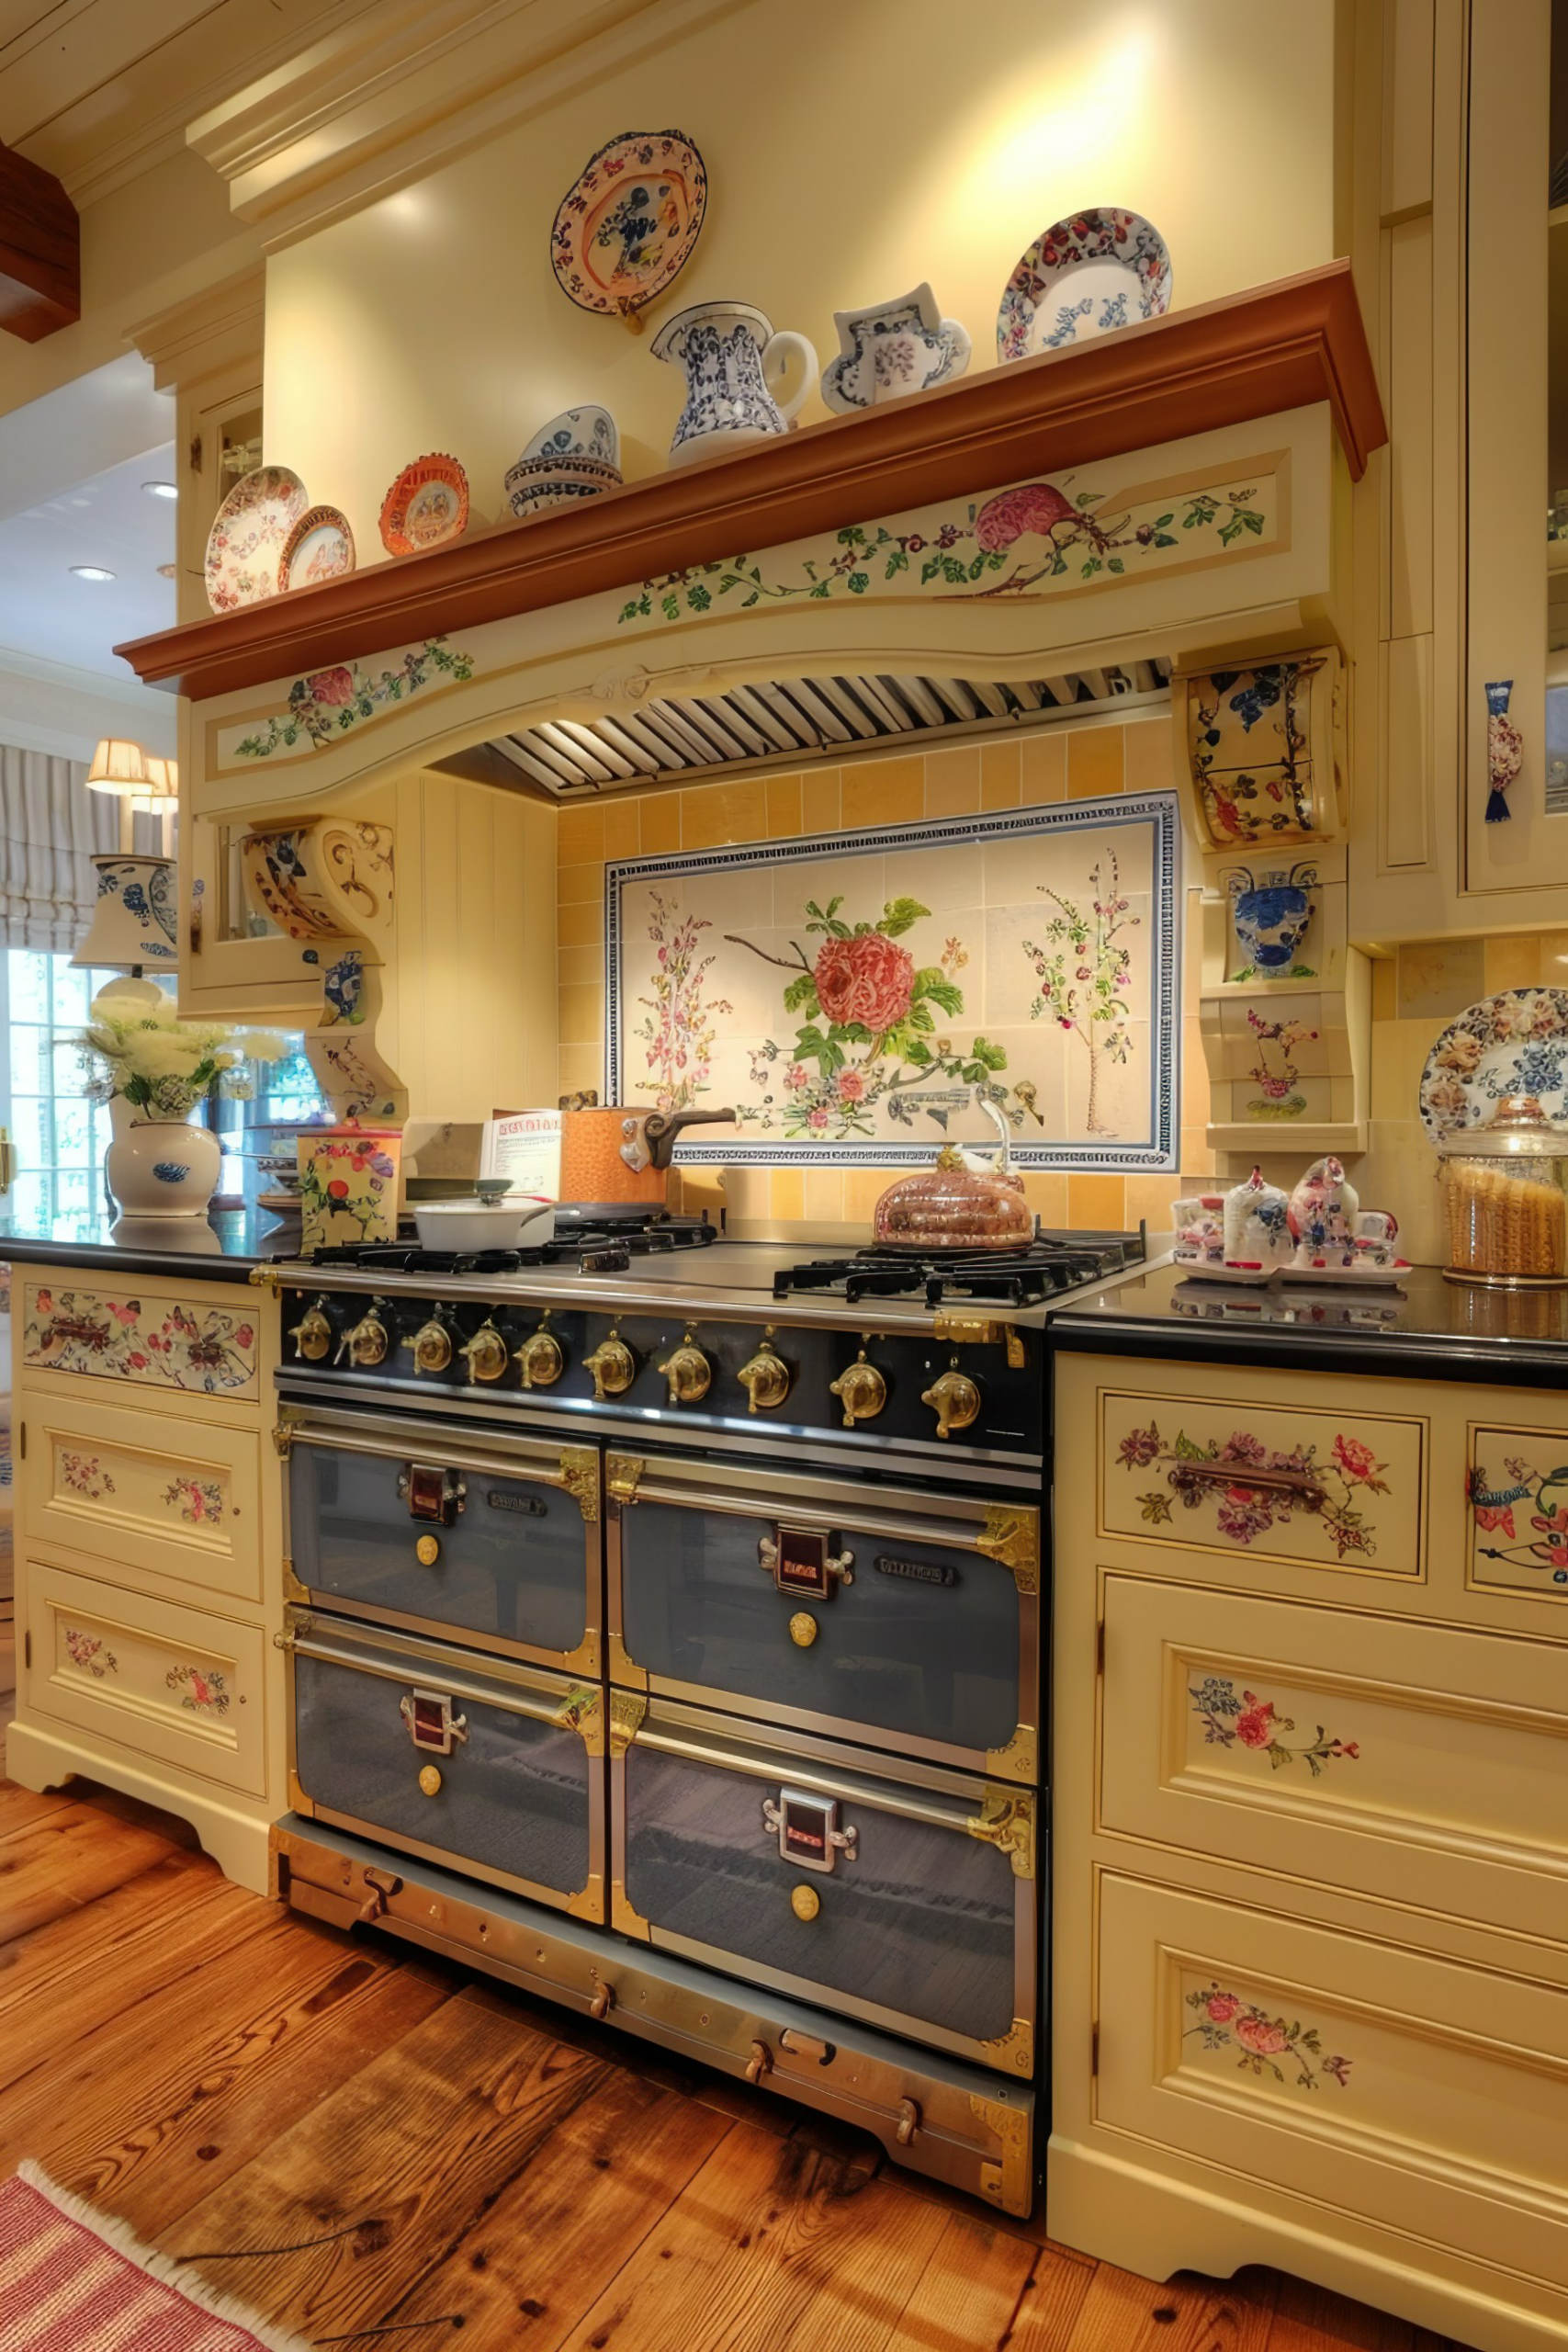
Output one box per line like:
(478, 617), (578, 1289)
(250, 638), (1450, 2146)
(80, 1003), (285, 1216)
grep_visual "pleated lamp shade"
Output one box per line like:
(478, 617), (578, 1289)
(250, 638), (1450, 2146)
(71, 856), (179, 973)
(85, 738), (150, 796)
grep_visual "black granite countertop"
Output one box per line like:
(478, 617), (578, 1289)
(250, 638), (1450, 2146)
(0, 1205), (276, 1285)
(1048, 1261), (1568, 1387)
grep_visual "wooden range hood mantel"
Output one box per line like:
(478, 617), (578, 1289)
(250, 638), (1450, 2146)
(118, 261), (1384, 704)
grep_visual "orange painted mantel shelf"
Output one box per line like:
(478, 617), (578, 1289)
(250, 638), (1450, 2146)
(118, 260), (1383, 704)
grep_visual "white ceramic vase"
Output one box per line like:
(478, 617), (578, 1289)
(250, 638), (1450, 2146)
(106, 1118), (222, 1218)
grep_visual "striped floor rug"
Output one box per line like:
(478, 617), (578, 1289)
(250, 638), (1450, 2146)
(0, 2165), (310, 2351)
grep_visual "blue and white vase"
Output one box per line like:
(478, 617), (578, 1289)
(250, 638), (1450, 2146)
(651, 300), (817, 468)
(106, 1118), (222, 1217)
(1226, 862), (1319, 975)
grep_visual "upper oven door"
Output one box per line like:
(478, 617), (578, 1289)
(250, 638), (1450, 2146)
(607, 1450), (1039, 1781)
(279, 1402), (601, 1675)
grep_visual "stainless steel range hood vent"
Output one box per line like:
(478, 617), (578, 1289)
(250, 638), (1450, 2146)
(437, 660), (1172, 798)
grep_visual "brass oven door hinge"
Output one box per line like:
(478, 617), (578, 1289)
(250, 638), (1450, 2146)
(932, 1314), (1026, 1369)
(273, 1405), (305, 1459)
(965, 1786), (1035, 1878)
(975, 1504), (1039, 1592)
(248, 1265), (282, 1295)
(607, 1690), (647, 1757)
(606, 1453), (644, 1507)
(558, 1446), (599, 1522)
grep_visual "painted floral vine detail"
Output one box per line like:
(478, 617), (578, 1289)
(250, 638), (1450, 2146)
(64, 1629), (118, 1679)
(59, 1451), (116, 1500)
(233, 639), (475, 760)
(25, 1289), (256, 1395)
(162, 1476), (226, 1526)
(635, 894), (733, 1111)
(1187, 1674), (1359, 1776)
(1185, 1984), (1351, 2090)
(1470, 1455), (1568, 1588)
(1116, 1420), (1388, 1560)
(1022, 852), (1136, 1136)
(1245, 1010), (1319, 1120)
(165, 1664), (230, 1717)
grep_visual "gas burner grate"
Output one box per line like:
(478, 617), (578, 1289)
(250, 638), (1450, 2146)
(772, 1224), (1146, 1308)
(294, 1215), (717, 1278)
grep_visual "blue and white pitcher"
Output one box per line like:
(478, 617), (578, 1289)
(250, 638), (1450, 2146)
(651, 300), (818, 468)
(821, 283), (971, 412)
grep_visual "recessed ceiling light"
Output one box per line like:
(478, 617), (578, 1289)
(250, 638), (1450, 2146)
(70, 565), (115, 582)
(156, 562), (176, 579)
(141, 481), (177, 501)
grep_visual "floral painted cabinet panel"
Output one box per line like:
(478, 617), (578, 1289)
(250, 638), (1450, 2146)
(1468, 1423), (1568, 1604)
(21, 1283), (260, 1400)
(1099, 1575), (1568, 1944)
(24, 1556), (266, 1797)
(1099, 1386), (1424, 1576)
(1096, 1871), (1568, 2293)
(20, 1393), (260, 1605)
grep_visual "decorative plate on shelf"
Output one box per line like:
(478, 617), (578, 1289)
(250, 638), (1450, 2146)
(996, 208), (1170, 364)
(279, 503), (355, 590)
(378, 455), (469, 556)
(1418, 988), (1568, 1143)
(203, 465), (309, 613)
(550, 129), (706, 320)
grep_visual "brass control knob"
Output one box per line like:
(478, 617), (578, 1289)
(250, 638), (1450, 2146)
(738, 1332), (791, 1415)
(583, 1329), (636, 1398)
(418, 1764), (443, 1797)
(921, 1360), (981, 1441)
(656, 1329), (711, 1405)
(338, 1307), (389, 1367)
(829, 1349), (887, 1428)
(517, 1313), (564, 1390)
(790, 1884), (820, 1922)
(288, 1299), (333, 1362)
(458, 1320), (509, 1383)
(400, 1317), (453, 1374)
(415, 1534), (441, 1567)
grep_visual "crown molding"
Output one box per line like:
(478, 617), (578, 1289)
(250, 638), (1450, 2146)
(186, 0), (753, 249)
(125, 266), (266, 394)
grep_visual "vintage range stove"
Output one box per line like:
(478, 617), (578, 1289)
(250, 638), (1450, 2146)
(269, 1216), (1145, 2216)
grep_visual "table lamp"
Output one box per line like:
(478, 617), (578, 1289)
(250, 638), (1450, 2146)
(71, 855), (178, 1012)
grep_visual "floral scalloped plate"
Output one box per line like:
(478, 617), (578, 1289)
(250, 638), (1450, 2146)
(550, 129), (706, 320)
(204, 465), (309, 614)
(279, 503), (355, 590)
(378, 455), (468, 556)
(997, 207), (1170, 364)
(1418, 987), (1568, 1143)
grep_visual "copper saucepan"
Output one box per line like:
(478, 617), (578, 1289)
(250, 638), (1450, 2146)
(558, 1100), (736, 1217)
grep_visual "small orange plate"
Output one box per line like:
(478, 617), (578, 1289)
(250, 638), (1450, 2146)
(378, 454), (469, 557)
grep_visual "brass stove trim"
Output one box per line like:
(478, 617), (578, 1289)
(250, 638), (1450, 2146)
(608, 1690), (648, 1758)
(965, 1786), (1035, 1879)
(554, 1684), (605, 1756)
(931, 1314), (1027, 1369)
(976, 1504), (1039, 1591)
(969, 2093), (1032, 2212)
(980, 2015), (1034, 2076)
(558, 1445), (599, 1521)
(606, 1453), (645, 1505)
(611, 1876), (652, 1938)
(273, 1406), (305, 1459)
(984, 1721), (1038, 1781)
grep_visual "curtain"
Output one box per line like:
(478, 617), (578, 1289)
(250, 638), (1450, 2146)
(0, 742), (162, 954)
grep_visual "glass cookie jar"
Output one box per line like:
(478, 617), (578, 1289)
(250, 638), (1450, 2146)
(1438, 1094), (1568, 1286)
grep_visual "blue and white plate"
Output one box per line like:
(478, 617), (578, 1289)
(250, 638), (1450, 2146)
(997, 208), (1170, 363)
(1418, 988), (1568, 1143)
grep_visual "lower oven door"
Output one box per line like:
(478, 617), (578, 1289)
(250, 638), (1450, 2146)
(279, 1400), (600, 1674)
(607, 1452), (1038, 1781)
(283, 1605), (604, 1920)
(610, 1695), (1037, 2078)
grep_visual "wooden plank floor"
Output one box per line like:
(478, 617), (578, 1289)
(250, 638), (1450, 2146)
(0, 1748), (1472, 2352)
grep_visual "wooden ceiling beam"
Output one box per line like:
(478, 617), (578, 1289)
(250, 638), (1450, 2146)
(0, 139), (79, 341)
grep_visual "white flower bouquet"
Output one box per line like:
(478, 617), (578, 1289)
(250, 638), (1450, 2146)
(79, 1002), (287, 1121)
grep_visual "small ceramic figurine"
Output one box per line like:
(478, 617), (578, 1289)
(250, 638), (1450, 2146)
(1171, 1191), (1227, 1272)
(1176, 1154), (1408, 1287)
(820, 285), (971, 412)
(1222, 1165), (1293, 1274)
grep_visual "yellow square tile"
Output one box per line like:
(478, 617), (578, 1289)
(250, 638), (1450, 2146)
(979, 741), (1021, 809)
(768, 1170), (806, 1221)
(558, 861), (604, 906)
(682, 779), (769, 850)
(675, 1167), (724, 1218)
(603, 796), (642, 859)
(1483, 933), (1547, 994)
(1020, 731), (1066, 804)
(1125, 1173), (1182, 1232)
(558, 982), (604, 1045)
(842, 754), (923, 831)
(1066, 724), (1125, 799)
(843, 1169), (888, 1223)
(558, 803), (605, 865)
(801, 767), (841, 834)
(924, 746), (981, 817)
(558, 944), (602, 988)
(1020, 1170), (1069, 1226)
(1124, 716), (1174, 797)
(558, 897), (604, 948)
(1067, 1172), (1127, 1229)
(1181, 1125), (1215, 1173)
(637, 791), (682, 854)
(1371, 956), (1397, 1021)
(766, 774), (804, 836)
(804, 1170), (845, 1221)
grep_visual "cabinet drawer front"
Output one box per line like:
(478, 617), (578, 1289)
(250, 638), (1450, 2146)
(1100, 1385), (1424, 1577)
(614, 1701), (1036, 2075)
(1100, 1575), (1568, 1942)
(26, 1557), (266, 1796)
(611, 1457), (1037, 1780)
(288, 1414), (597, 1673)
(21, 1281), (260, 1401)
(1468, 1421), (1568, 1606)
(288, 1611), (602, 1920)
(1096, 1872), (1568, 2290)
(22, 1395), (260, 1604)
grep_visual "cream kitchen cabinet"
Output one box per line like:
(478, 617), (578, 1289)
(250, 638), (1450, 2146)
(6, 1257), (285, 1894)
(1052, 1330), (1568, 2352)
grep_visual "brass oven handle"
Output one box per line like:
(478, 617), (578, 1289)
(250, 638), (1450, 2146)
(631, 1721), (972, 1835)
(1167, 1460), (1327, 1504)
(289, 1421), (581, 1495)
(757, 1533), (854, 1588)
(400, 1691), (469, 1747)
(287, 1620), (571, 1731)
(762, 1792), (858, 1860)
(618, 1474), (1021, 1562)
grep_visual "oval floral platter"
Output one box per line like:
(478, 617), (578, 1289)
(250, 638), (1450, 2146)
(204, 464), (309, 613)
(550, 128), (707, 320)
(378, 455), (469, 556)
(997, 207), (1171, 363)
(279, 503), (355, 590)
(1418, 987), (1568, 1141)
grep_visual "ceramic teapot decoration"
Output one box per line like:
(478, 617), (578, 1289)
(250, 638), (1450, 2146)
(1174, 1158), (1408, 1288)
(821, 283), (972, 412)
(1226, 862), (1318, 977)
(651, 300), (818, 466)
